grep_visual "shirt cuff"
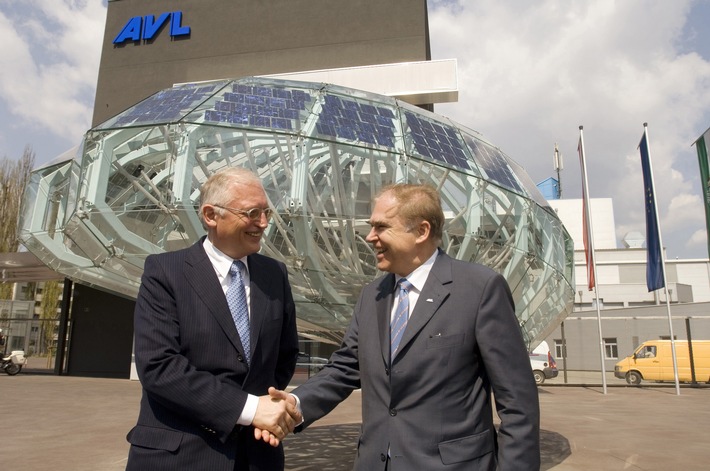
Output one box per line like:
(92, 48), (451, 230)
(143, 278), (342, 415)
(237, 394), (258, 426)
(291, 393), (305, 426)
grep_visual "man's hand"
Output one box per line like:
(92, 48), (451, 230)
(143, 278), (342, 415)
(252, 387), (301, 447)
(269, 386), (296, 407)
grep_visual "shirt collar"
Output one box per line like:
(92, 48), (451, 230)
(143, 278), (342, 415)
(395, 249), (438, 293)
(203, 237), (249, 279)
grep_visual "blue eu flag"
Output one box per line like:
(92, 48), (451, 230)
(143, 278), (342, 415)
(639, 131), (665, 291)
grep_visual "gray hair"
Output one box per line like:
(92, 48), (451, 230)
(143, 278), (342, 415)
(198, 167), (263, 226)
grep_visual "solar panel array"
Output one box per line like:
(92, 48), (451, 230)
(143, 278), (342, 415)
(113, 85), (219, 127)
(463, 134), (523, 193)
(315, 95), (398, 148)
(204, 84), (311, 131)
(104, 80), (526, 197)
(404, 111), (471, 171)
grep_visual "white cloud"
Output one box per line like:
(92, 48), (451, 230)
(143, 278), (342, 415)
(666, 193), (704, 225)
(0, 1), (106, 153)
(688, 228), (707, 249)
(429, 0), (710, 258)
(1, 0), (709, 259)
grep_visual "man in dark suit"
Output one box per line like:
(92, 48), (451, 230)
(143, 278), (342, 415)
(264, 183), (540, 470)
(126, 167), (301, 470)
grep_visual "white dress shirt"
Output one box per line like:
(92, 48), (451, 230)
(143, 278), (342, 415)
(203, 237), (258, 426)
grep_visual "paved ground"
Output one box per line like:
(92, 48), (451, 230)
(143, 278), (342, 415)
(0, 373), (708, 470)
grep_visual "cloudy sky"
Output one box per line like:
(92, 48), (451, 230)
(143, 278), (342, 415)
(2, 0), (710, 259)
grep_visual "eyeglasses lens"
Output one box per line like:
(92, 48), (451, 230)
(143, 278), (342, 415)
(246, 208), (273, 220)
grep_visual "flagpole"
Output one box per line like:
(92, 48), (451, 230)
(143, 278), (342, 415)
(578, 125), (608, 394)
(554, 143), (563, 198)
(642, 123), (680, 395)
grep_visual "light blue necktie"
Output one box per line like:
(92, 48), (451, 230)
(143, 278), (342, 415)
(227, 260), (250, 364)
(390, 278), (412, 359)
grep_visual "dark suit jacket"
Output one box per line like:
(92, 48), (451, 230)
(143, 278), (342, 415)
(293, 252), (540, 470)
(126, 239), (299, 470)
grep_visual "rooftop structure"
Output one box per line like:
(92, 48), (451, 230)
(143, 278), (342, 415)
(20, 77), (574, 347)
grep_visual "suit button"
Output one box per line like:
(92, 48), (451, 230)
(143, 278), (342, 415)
(380, 453), (386, 462)
(389, 409), (397, 416)
(385, 368), (390, 376)
(237, 355), (244, 362)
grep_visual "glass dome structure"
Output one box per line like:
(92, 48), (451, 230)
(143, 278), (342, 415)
(20, 77), (574, 347)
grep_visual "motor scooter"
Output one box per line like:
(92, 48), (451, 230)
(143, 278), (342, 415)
(1, 350), (27, 375)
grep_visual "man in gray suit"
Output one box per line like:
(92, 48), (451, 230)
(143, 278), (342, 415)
(264, 183), (540, 470)
(127, 168), (300, 470)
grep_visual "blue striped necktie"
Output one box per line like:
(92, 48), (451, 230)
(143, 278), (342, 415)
(227, 260), (250, 364)
(390, 278), (412, 359)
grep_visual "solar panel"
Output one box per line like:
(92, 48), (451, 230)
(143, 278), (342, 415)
(360, 104), (377, 115)
(314, 94), (397, 148)
(464, 135), (523, 193)
(112, 84), (221, 127)
(204, 84), (312, 131)
(360, 112), (378, 124)
(375, 133), (395, 148)
(337, 125), (357, 141)
(403, 112), (470, 171)
(343, 100), (359, 112)
(291, 89), (307, 102)
(377, 107), (395, 119)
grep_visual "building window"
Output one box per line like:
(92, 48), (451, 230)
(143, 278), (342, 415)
(604, 338), (618, 359)
(554, 339), (565, 358)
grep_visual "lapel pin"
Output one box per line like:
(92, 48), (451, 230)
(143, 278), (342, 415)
(426, 298), (433, 302)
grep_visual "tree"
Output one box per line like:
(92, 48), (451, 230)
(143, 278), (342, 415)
(0, 146), (35, 299)
(39, 280), (62, 366)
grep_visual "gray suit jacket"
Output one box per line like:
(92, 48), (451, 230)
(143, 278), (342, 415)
(126, 239), (299, 470)
(293, 251), (540, 470)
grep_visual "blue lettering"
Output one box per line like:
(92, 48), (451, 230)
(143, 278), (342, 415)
(170, 12), (191, 37)
(113, 11), (190, 45)
(143, 13), (170, 41)
(113, 16), (142, 44)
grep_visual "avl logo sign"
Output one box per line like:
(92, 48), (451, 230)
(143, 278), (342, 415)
(113, 11), (191, 44)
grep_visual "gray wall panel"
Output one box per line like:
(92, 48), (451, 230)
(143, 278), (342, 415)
(94, 0), (429, 125)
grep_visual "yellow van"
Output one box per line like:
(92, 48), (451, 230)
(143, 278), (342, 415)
(614, 340), (710, 385)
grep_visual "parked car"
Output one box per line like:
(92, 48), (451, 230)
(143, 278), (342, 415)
(529, 351), (558, 384)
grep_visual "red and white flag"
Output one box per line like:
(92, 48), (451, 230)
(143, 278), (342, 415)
(578, 128), (595, 291)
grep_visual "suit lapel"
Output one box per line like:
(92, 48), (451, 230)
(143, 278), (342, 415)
(183, 241), (245, 355)
(396, 252), (452, 358)
(245, 255), (269, 363)
(377, 274), (397, 366)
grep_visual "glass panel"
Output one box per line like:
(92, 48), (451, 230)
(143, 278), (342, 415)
(96, 81), (231, 130)
(20, 78), (575, 347)
(463, 133), (524, 194)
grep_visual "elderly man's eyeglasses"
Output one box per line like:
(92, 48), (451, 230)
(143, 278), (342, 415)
(213, 204), (273, 221)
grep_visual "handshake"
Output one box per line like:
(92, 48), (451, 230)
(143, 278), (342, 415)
(252, 387), (299, 446)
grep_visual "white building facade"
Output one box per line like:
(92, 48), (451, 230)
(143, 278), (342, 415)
(542, 198), (710, 373)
